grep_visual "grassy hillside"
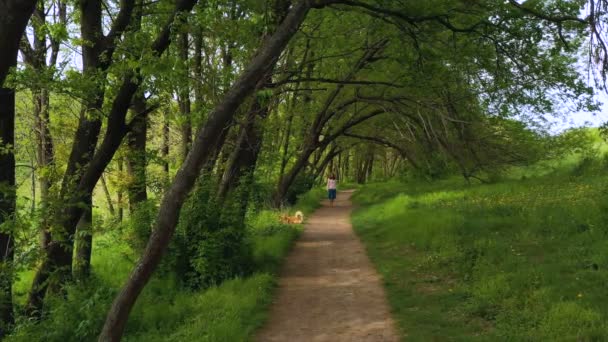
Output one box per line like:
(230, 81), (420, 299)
(352, 162), (608, 340)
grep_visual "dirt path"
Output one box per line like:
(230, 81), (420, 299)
(256, 190), (400, 342)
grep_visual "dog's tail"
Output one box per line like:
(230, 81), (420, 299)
(294, 211), (304, 222)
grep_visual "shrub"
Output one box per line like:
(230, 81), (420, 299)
(119, 199), (156, 254)
(173, 176), (252, 289)
(285, 172), (314, 205)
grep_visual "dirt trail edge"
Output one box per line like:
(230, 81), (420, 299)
(256, 190), (400, 342)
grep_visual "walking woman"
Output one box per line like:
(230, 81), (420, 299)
(327, 173), (337, 207)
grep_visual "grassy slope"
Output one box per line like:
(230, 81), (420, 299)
(9, 189), (324, 341)
(352, 168), (608, 341)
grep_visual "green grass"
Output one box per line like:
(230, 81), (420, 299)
(352, 168), (608, 341)
(8, 188), (320, 341)
(291, 187), (326, 215)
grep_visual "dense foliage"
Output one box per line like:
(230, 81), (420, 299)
(0, 0), (607, 339)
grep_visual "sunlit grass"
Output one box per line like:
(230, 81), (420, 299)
(8, 188), (317, 341)
(352, 165), (608, 340)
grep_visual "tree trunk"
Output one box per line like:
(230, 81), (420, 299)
(22, 1), (65, 252)
(100, 175), (116, 216)
(178, 27), (192, 163)
(98, 2), (313, 339)
(193, 26), (204, 130)
(29, 0), (108, 297)
(314, 146), (339, 182)
(34, 87), (54, 249)
(0, 89), (16, 336)
(274, 144), (317, 207)
(217, 98), (266, 202)
(278, 101), (295, 181)
(0, 0), (38, 85)
(365, 151), (374, 182)
(73, 195), (93, 280)
(27, 0), (187, 313)
(161, 109), (170, 181)
(217, 0), (289, 202)
(126, 96), (148, 211)
(0, 0), (38, 332)
(118, 160), (124, 222)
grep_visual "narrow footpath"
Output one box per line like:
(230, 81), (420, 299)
(256, 190), (400, 342)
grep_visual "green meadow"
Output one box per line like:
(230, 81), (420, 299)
(352, 158), (608, 340)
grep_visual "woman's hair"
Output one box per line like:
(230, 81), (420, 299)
(329, 173), (336, 180)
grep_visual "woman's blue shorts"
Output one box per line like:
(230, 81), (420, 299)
(328, 189), (337, 200)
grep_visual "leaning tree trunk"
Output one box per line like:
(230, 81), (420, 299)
(217, 102), (265, 203)
(98, 3), (313, 339)
(274, 144), (317, 206)
(217, 0), (290, 204)
(0, 0), (38, 333)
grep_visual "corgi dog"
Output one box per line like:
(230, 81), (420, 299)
(279, 210), (304, 224)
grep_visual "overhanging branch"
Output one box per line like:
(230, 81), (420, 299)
(269, 77), (403, 88)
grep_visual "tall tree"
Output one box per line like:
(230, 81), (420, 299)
(99, 1), (317, 339)
(20, 0), (68, 257)
(177, 19), (192, 163)
(27, 0), (137, 312)
(0, 0), (39, 334)
(27, 0), (199, 314)
(217, 0), (291, 203)
(125, 1), (149, 211)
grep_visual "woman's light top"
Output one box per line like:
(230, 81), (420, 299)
(327, 179), (337, 189)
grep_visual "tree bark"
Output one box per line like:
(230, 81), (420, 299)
(0, 0), (38, 85)
(217, 0), (290, 202)
(275, 144), (317, 206)
(365, 151), (374, 182)
(193, 26), (204, 130)
(0, 89), (16, 336)
(118, 160), (124, 222)
(314, 145), (340, 181)
(161, 109), (170, 181)
(33, 87), (54, 249)
(98, 2), (313, 339)
(278, 98), (296, 181)
(126, 96), (148, 211)
(100, 175), (116, 216)
(178, 24), (192, 163)
(217, 97), (266, 202)
(0, 0), (38, 333)
(73, 196), (93, 280)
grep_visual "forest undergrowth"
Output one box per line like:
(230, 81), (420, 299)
(7, 187), (324, 341)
